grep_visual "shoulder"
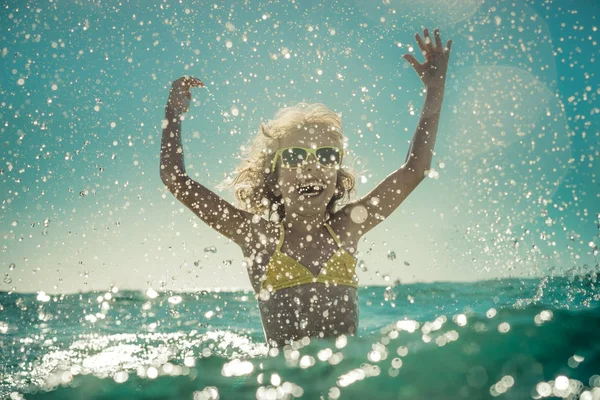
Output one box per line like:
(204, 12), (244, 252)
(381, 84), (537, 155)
(241, 217), (281, 255)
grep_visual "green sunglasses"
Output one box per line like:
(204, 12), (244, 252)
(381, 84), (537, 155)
(271, 146), (344, 170)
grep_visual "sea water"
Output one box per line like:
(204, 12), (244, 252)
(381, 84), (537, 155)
(1, 276), (600, 399)
(2, 0), (599, 398)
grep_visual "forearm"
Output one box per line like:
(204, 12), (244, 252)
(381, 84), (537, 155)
(160, 107), (187, 185)
(404, 86), (445, 176)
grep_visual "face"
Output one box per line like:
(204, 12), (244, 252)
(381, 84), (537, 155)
(272, 123), (342, 219)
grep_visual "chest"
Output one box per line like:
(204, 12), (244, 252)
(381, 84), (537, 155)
(243, 223), (358, 291)
(279, 238), (341, 274)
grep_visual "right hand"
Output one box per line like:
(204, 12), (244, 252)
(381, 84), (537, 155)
(166, 76), (204, 115)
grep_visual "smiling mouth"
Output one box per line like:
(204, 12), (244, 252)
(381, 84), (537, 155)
(297, 182), (325, 197)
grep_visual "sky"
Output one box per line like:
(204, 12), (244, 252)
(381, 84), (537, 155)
(1, 0), (598, 293)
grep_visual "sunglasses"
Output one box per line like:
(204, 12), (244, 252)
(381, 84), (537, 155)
(271, 146), (344, 170)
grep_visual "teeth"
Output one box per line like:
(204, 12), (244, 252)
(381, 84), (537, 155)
(297, 182), (325, 194)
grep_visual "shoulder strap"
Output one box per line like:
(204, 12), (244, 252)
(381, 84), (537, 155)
(276, 222), (285, 251)
(324, 223), (343, 248)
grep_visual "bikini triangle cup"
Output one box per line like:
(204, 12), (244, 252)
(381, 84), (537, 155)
(261, 223), (359, 293)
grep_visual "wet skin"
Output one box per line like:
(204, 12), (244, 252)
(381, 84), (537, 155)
(245, 222), (360, 347)
(259, 284), (358, 347)
(162, 27), (449, 344)
(243, 123), (360, 347)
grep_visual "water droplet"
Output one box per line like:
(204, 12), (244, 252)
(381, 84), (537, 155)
(358, 260), (367, 272)
(204, 246), (217, 253)
(350, 205), (368, 224)
(384, 285), (396, 301)
(9, 264), (15, 271)
(404, 261), (410, 266)
(3, 274), (12, 284)
(387, 251), (396, 261)
(259, 289), (271, 301)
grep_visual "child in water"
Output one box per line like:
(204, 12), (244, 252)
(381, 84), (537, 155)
(160, 28), (451, 347)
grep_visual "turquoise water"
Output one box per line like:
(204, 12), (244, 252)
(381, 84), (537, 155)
(2, 0), (600, 398)
(1, 277), (600, 399)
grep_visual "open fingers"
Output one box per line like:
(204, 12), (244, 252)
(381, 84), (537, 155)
(403, 54), (423, 74)
(434, 29), (443, 51)
(403, 54), (420, 67)
(445, 39), (452, 58)
(423, 28), (434, 51)
(414, 33), (428, 55)
(188, 77), (205, 88)
(174, 76), (205, 88)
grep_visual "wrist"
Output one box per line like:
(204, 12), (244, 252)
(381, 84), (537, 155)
(165, 106), (182, 119)
(425, 84), (445, 93)
(425, 85), (445, 101)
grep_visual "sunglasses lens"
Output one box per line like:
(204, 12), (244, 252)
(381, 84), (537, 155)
(281, 148), (307, 167)
(316, 147), (341, 165)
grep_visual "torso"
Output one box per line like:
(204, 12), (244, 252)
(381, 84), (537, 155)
(242, 220), (360, 347)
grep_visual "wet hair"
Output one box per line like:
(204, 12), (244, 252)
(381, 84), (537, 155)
(229, 102), (355, 221)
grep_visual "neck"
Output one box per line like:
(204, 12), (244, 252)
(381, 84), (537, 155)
(282, 212), (329, 235)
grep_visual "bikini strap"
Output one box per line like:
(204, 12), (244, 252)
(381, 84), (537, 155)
(276, 222), (285, 251)
(278, 223), (342, 250)
(324, 223), (343, 248)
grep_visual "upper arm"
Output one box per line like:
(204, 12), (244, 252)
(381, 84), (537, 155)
(162, 175), (268, 249)
(334, 164), (424, 239)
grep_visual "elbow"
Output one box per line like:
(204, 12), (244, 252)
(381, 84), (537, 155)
(417, 168), (429, 181)
(160, 162), (186, 188)
(160, 169), (172, 187)
(402, 163), (429, 182)
(160, 170), (185, 191)
(160, 175), (172, 189)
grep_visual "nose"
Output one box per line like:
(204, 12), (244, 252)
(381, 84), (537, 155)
(301, 153), (319, 171)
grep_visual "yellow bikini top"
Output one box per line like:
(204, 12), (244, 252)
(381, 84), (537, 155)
(261, 223), (358, 293)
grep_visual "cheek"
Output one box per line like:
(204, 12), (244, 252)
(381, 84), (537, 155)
(276, 174), (296, 196)
(325, 169), (337, 184)
(276, 171), (293, 186)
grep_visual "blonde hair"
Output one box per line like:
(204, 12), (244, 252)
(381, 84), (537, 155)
(229, 102), (355, 221)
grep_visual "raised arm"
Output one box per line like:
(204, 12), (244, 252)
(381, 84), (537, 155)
(160, 76), (267, 248)
(335, 28), (452, 237)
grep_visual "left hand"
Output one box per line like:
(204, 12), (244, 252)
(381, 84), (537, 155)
(403, 28), (452, 89)
(166, 76), (205, 115)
